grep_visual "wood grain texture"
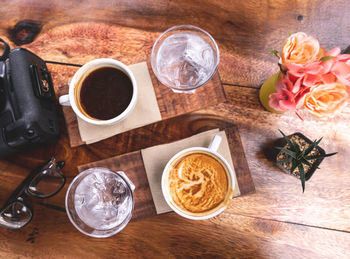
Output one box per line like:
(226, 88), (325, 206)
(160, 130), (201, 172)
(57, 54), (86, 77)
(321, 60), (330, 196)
(76, 126), (254, 222)
(0, 209), (350, 259)
(225, 126), (255, 195)
(0, 92), (349, 258)
(78, 151), (157, 220)
(0, 1), (349, 258)
(1, 104), (349, 258)
(1, 0), (349, 87)
(201, 85), (350, 232)
(48, 61), (226, 147)
(147, 59), (226, 120)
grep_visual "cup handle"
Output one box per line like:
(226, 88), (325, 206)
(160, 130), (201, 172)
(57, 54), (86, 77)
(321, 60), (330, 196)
(59, 94), (71, 106)
(208, 134), (222, 152)
(117, 171), (135, 192)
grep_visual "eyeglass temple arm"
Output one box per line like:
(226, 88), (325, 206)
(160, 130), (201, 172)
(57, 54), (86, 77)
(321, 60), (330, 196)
(2, 168), (39, 206)
(0, 157), (63, 209)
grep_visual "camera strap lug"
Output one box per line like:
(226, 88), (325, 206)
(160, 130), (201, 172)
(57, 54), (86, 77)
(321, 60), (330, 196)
(0, 38), (10, 61)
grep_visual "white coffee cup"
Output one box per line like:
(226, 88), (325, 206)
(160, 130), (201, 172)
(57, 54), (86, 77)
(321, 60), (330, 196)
(59, 58), (138, 126)
(161, 134), (235, 220)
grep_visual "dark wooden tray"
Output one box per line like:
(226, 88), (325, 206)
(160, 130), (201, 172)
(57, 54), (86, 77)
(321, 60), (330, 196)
(77, 125), (255, 221)
(48, 61), (226, 147)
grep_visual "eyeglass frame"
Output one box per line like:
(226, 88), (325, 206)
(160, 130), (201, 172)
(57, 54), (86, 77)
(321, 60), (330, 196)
(0, 157), (65, 229)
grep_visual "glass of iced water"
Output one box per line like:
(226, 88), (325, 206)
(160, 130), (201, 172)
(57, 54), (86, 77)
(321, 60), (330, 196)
(151, 24), (220, 93)
(65, 168), (135, 238)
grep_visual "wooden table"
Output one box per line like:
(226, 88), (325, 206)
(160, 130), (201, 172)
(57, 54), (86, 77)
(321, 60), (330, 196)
(0, 1), (350, 258)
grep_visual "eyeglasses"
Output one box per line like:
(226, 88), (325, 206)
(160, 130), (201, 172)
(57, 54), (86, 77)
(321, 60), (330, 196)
(0, 157), (65, 229)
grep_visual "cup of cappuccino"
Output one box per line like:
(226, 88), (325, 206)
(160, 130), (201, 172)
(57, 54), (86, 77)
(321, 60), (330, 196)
(161, 134), (235, 220)
(59, 58), (137, 126)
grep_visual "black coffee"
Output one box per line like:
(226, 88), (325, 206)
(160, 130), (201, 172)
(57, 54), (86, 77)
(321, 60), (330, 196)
(79, 67), (133, 120)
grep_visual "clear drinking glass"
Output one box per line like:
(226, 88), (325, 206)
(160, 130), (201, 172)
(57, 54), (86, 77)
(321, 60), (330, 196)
(65, 168), (135, 238)
(151, 24), (220, 93)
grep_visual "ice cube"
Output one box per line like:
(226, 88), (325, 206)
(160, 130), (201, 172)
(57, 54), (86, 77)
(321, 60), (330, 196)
(155, 32), (215, 89)
(74, 170), (133, 230)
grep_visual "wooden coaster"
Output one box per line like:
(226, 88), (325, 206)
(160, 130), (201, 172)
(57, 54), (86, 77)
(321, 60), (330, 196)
(77, 125), (255, 221)
(48, 61), (226, 147)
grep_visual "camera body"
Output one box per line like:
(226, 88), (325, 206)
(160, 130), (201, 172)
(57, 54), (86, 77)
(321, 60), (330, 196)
(0, 47), (59, 157)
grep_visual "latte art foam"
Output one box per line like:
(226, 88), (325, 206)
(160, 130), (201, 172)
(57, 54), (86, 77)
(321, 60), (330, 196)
(168, 153), (228, 213)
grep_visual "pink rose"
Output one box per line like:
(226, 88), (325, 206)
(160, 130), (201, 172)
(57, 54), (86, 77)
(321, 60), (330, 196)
(269, 72), (311, 111)
(284, 62), (324, 88)
(331, 55), (350, 87)
(317, 47), (350, 88)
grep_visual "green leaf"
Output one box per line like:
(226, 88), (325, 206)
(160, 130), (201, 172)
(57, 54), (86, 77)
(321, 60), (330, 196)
(269, 50), (280, 58)
(290, 160), (299, 174)
(278, 130), (298, 151)
(277, 157), (293, 164)
(306, 152), (338, 160)
(289, 32), (292, 36)
(303, 137), (323, 156)
(320, 56), (335, 62)
(301, 158), (313, 167)
(298, 164), (306, 193)
(292, 140), (301, 153)
(276, 147), (297, 158)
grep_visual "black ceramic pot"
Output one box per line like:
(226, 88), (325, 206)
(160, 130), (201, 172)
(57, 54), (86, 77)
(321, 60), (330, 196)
(275, 132), (326, 181)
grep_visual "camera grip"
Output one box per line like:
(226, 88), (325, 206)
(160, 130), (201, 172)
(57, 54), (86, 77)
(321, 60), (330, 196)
(59, 94), (71, 106)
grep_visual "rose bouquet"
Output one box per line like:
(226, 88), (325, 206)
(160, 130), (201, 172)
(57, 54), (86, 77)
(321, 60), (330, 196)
(267, 32), (350, 118)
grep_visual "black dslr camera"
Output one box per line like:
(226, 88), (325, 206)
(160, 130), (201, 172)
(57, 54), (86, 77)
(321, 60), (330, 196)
(0, 38), (59, 157)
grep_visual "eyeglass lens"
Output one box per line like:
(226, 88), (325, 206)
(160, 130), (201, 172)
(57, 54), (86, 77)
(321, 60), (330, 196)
(0, 201), (32, 229)
(27, 167), (65, 198)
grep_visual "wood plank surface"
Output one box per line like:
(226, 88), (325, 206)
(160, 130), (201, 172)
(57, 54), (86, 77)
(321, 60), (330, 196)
(149, 63), (226, 120)
(48, 61), (226, 147)
(225, 126), (255, 195)
(1, 0), (349, 87)
(76, 126), (254, 223)
(1, 211), (350, 258)
(0, 104), (348, 258)
(0, 0), (349, 258)
(204, 85), (350, 232)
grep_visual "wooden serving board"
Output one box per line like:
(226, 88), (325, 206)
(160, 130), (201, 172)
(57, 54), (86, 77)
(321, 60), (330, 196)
(77, 125), (255, 221)
(48, 60), (226, 148)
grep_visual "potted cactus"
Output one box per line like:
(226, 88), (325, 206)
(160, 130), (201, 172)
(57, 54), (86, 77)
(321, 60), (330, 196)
(275, 130), (337, 192)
